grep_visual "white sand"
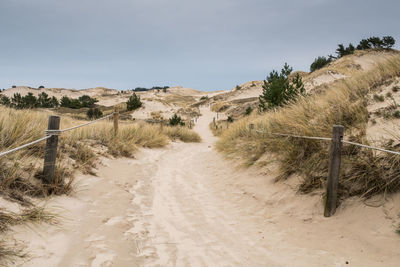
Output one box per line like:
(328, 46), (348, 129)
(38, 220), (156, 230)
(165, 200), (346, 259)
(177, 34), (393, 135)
(7, 106), (400, 266)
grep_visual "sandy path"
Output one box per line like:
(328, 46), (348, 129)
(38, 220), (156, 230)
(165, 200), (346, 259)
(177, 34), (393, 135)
(13, 107), (400, 267)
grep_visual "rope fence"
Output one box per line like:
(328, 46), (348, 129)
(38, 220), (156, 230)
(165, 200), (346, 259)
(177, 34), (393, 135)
(248, 123), (400, 217)
(0, 107), (121, 185)
(0, 136), (51, 157)
(252, 127), (400, 155)
(46, 114), (114, 135)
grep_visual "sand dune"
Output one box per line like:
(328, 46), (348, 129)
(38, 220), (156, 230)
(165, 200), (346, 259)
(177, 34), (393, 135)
(9, 107), (400, 266)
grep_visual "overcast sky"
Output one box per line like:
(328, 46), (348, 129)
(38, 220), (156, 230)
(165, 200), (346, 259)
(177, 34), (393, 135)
(0, 0), (399, 91)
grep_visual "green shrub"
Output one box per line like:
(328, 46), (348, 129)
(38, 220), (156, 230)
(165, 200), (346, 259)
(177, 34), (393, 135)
(169, 113), (185, 126)
(393, 110), (400, 119)
(310, 56), (333, 72)
(245, 106), (253, 116)
(200, 96), (209, 101)
(126, 93), (142, 111)
(236, 85), (241, 90)
(373, 94), (385, 102)
(259, 63), (305, 111)
(382, 36), (395, 49)
(38, 92), (58, 108)
(78, 95), (98, 108)
(60, 95), (97, 109)
(392, 86), (399, 93)
(336, 43), (355, 58)
(87, 108), (103, 119)
(227, 116), (234, 123)
(357, 36), (395, 50)
(0, 95), (11, 106)
(38, 85), (45, 89)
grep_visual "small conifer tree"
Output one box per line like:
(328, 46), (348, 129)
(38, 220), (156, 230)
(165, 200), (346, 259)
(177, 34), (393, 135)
(126, 93), (143, 111)
(259, 63), (304, 112)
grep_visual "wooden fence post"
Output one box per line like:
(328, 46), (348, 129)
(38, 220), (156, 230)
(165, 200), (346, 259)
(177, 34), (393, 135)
(324, 125), (344, 217)
(213, 117), (216, 126)
(43, 116), (60, 185)
(249, 123), (254, 132)
(114, 106), (119, 135)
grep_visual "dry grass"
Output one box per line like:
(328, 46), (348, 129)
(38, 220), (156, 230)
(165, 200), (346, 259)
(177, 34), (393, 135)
(0, 105), (201, 262)
(0, 206), (57, 264)
(209, 121), (230, 137)
(0, 207), (58, 232)
(163, 125), (201, 142)
(0, 241), (25, 266)
(211, 101), (230, 112)
(0, 106), (201, 195)
(217, 52), (400, 199)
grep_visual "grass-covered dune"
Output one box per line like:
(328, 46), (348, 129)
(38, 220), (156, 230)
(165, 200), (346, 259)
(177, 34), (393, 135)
(217, 51), (400, 199)
(0, 107), (200, 264)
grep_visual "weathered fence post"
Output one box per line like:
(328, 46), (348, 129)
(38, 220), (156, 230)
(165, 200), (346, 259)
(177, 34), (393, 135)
(249, 123), (254, 132)
(324, 125), (344, 217)
(43, 116), (60, 184)
(114, 106), (119, 135)
(213, 117), (216, 126)
(217, 112), (219, 119)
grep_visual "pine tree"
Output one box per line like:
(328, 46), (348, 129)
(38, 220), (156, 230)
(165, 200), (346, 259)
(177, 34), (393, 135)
(259, 63), (304, 112)
(169, 113), (185, 126)
(382, 36), (395, 49)
(310, 56), (333, 72)
(127, 93), (143, 111)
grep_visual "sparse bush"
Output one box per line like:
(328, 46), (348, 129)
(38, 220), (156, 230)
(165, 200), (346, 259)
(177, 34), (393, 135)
(37, 92), (58, 108)
(169, 113), (185, 126)
(393, 110), (400, 119)
(245, 106), (253, 116)
(392, 86), (399, 92)
(259, 63), (304, 111)
(162, 126), (201, 142)
(0, 95), (11, 106)
(373, 94), (385, 102)
(11, 85), (16, 88)
(310, 56), (333, 72)
(357, 36), (396, 50)
(236, 85), (241, 90)
(227, 116), (234, 123)
(86, 108), (103, 119)
(382, 36), (395, 49)
(200, 96), (209, 101)
(336, 43), (355, 58)
(126, 93), (142, 111)
(60, 95), (97, 109)
(386, 92), (392, 98)
(38, 85), (45, 89)
(9, 92), (53, 109)
(78, 95), (98, 108)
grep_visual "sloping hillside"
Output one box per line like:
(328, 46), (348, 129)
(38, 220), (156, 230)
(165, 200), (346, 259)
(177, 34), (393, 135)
(209, 50), (400, 119)
(217, 49), (400, 200)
